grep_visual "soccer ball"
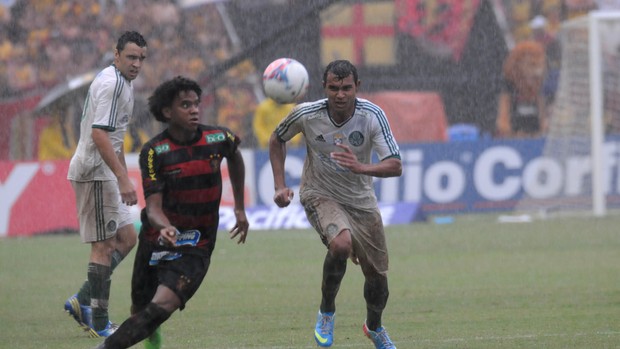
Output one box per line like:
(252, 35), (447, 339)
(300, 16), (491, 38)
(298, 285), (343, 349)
(262, 58), (309, 104)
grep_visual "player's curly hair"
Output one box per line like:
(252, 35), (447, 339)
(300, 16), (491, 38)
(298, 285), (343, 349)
(323, 59), (359, 86)
(148, 76), (202, 123)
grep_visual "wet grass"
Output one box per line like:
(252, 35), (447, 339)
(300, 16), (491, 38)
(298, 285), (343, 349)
(1, 213), (619, 348)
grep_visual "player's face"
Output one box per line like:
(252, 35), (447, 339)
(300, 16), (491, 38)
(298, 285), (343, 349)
(324, 72), (359, 121)
(165, 90), (201, 133)
(114, 42), (147, 81)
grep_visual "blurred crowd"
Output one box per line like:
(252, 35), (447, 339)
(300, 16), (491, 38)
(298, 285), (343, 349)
(0, 0), (239, 97)
(0, 0), (262, 158)
(0, 0), (618, 159)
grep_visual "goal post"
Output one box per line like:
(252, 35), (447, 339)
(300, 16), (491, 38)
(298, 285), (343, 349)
(589, 11), (620, 216)
(516, 11), (620, 217)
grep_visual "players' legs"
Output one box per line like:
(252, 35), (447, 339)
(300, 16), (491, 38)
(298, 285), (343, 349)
(101, 286), (177, 349)
(76, 223), (136, 305)
(360, 263), (389, 330)
(72, 181), (137, 332)
(88, 237), (116, 331)
(320, 230), (351, 313)
(349, 208), (390, 331)
(99, 254), (210, 349)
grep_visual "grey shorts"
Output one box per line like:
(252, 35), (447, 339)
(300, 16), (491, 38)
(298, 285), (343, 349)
(301, 196), (389, 274)
(71, 180), (133, 243)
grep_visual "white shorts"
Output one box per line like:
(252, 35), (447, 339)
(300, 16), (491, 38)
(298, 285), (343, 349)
(70, 180), (133, 243)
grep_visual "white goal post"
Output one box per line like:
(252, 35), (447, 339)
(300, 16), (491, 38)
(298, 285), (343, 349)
(589, 11), (620, 216)
(517, 11), (620, 217)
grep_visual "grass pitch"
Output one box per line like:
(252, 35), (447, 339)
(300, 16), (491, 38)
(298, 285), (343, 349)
(1, 213), (619, 348)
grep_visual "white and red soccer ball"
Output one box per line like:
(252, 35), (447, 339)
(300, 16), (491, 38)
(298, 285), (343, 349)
(262, 58), (309, 104)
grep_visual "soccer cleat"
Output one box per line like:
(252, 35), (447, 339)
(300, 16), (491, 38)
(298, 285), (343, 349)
(87, 321), (119, 338)
(144, 326), (162, 349)
(314, 311), (335, 347)
(363, 322), (397, 349)
(64, 294), (93, 329)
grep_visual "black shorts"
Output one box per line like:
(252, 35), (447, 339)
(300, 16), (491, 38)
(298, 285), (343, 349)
(131, 237), (212, 311)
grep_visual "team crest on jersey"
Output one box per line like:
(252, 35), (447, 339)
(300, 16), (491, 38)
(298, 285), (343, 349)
(206, 132), (226, 143)
(210, 156), (221, 171)
(348, 131), (364, 146)
(154, 143), (170, 154)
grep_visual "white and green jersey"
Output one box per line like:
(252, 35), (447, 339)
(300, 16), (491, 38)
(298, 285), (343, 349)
(275, 98), (400, 209)
(68, 65), (134, 182)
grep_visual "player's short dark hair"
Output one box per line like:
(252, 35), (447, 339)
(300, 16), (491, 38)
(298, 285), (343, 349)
(322, 59), (358, 85)
(148, 76), (202, 123)
(116, 31), (147, 52)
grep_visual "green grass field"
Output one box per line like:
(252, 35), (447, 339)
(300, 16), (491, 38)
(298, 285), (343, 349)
(1, 214), (619, 348)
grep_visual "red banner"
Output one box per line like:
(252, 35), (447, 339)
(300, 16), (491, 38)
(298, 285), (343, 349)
(0, 160), (144, 237)
(0, 155), (251, 237)
(321, 2), (396, 66)
(395, 0), (481, 61)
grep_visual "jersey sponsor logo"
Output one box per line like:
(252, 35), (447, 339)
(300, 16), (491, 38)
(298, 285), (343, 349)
(315, 135), (326, 142)
(349, 131), (364, 146)
(226, 131), (236, 142)
(177, 229), (201, 245)
(154, 143), (170, 154)
(206, 132), (226, 143)
(149, 230), (201, 266)
(147, 148), (157, 180)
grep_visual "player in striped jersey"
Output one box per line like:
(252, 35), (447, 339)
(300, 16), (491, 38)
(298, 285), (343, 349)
(270, 60), (401, 349)
(94, 76), (248, 349)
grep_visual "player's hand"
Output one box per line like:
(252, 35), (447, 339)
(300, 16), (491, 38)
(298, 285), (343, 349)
(330, 144), (362, 173)
(158, 227), (178, 247)
(273, 187), (294, 207)
(350, 251), (360, 265)
(229, 209), (249, 244)
(118, 175), (138, 206)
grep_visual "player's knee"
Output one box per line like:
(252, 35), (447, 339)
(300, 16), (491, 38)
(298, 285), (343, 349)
(115, 225), (138, 252)
(91, 240), (116, 260)
(143, 302), (172, 327)
(329, 230), (352, 259)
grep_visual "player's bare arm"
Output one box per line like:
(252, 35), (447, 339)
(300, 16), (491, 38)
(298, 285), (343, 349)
(91, 128), (138, 205)
(227, 149), (249, 244)
(269, 132), (294, 207)
(144, 192), (178, 246)
(331, 144), (402, 178)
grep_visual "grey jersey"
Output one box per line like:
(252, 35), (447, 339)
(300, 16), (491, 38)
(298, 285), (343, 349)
(275, 98), (400, 209)
(68, 65), (134, 181)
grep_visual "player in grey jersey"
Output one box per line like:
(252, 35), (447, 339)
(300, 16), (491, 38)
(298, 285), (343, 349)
(269, 60), (401, 349)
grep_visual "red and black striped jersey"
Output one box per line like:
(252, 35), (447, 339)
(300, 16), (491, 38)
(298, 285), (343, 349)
(138, 124), (240, 254)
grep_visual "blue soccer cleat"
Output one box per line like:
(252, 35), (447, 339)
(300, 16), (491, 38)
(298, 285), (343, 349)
(64, 294), (93, 329)
(87, 321), (119, 338)
(363, 322), (397, 349)
(314, 311), (335, 347)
